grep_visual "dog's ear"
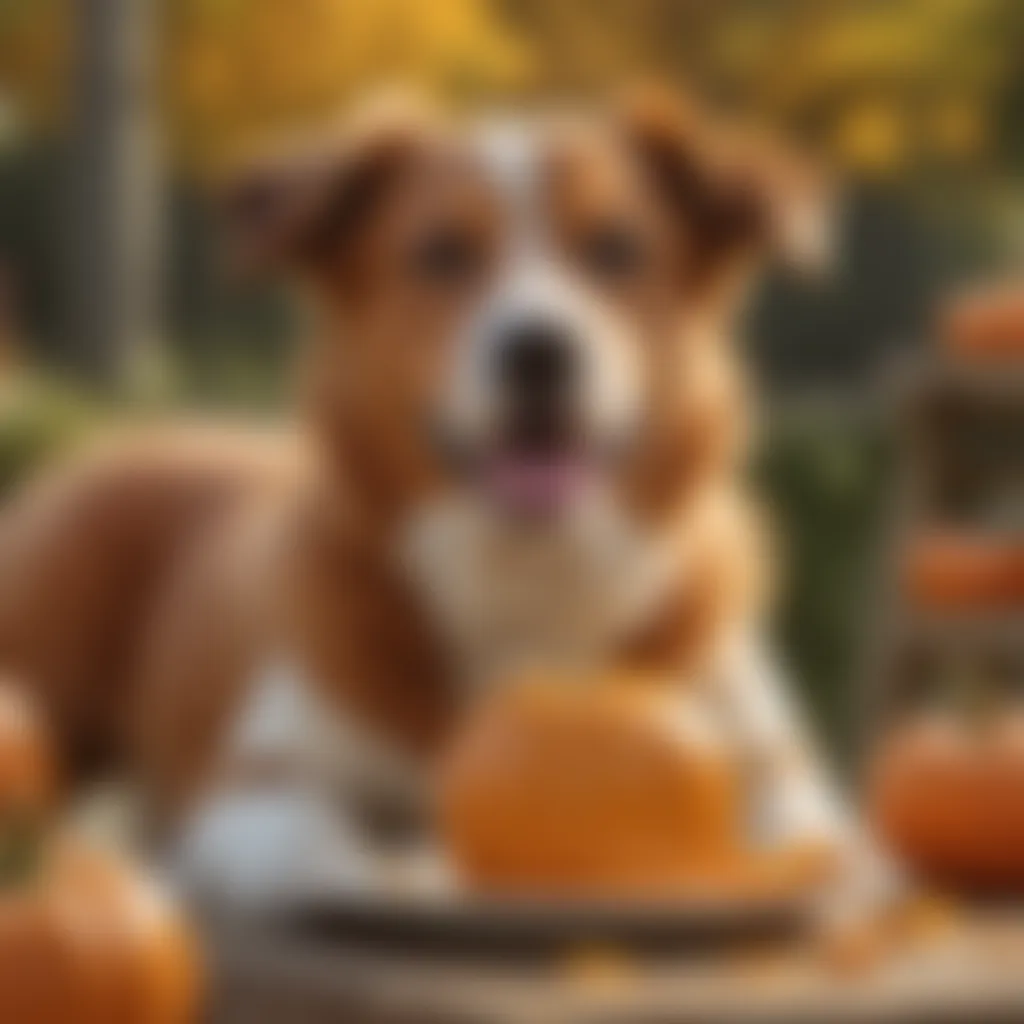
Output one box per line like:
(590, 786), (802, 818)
(619, 87), (833, 286)
(220, 100), (431, 280)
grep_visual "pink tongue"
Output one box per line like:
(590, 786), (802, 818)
(487, 454), (589, 514)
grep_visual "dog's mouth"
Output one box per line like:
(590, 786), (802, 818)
(432, 418), (631, 521)
(480, 446), (595, 518)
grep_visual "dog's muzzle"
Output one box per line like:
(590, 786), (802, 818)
(432, 313), (635, 521)
(473, 315), (591, 518)
(495, 317), (581, 452)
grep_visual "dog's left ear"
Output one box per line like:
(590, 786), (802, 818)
(619, 88), (833, 285)
(219, 97), (434, 280)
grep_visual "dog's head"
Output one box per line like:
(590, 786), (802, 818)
(227, 92), (826, 528)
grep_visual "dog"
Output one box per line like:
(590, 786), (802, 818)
(0, 91), (858, 909)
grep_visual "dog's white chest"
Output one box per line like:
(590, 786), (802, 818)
(401, 499), (676, 686)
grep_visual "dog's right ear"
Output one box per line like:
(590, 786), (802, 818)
(220, 102), (431, 280)
(618, 86), (834, 286)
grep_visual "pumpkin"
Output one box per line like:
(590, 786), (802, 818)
(0, 682), (55, 820)
(0, 841), (200, 1024)
(868, 708), (1024, 892)
(943, 283), (1024, 360)
(904, 534), (1024, 610)
(0, 684), (200, 1024)
(439, 674), (832, 897)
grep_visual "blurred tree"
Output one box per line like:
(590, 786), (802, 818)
(3, 0), (1024, 176)
(64, 0), (162, 389)
(164, 0), (531, 168)
(0, 0), (68, 130)
(501, 0), (1024, 179)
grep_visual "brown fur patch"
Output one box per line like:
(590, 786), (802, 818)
(0, 427), (299, 780)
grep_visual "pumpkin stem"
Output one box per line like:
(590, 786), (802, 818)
(940, 660), (999, 730)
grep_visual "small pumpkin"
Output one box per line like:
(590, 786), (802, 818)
(0, 682), (54, 820)
(904, 534), (1024, 610)
(439, 673), (834, 897)
(0, 842), (201, 1024)
(869, 707), (1024, 892)
(0, 684), (200, 1024)
(943, 283), (1024, 360)
(0, 684), (56, 890)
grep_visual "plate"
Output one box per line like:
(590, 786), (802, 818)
(274, 888), (817, 961)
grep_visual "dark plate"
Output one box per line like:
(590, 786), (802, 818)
(273, 888), (817, 962)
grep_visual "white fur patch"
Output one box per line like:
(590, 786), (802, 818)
(711, 633), (850, 848)
(440, 119), (642, 451)
(400, 495), (679, 688)
(172, 784), (371, 911)
(223, 659), (425, 807)
(473, 119), (547, 259)
(172, 660), (426, 910)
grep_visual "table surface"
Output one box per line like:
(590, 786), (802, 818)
(205, 911), (1024, 1024)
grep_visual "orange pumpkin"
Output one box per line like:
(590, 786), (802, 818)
(0, 683), (200, 1024)
(0, 682), (55, 819)
(438, 674), (832, 897)
(904, 534), (1024, 610)
(869, 708), (1024, 892)
(0, 842), (200, 1024)
(439, 676), (743, 894)
(943, 283), (1024, 360)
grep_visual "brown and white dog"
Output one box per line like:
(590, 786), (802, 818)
(0, 92), (854, 907)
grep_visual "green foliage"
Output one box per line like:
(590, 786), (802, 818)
(164, 0), (531, 165)
(5, 0), (1024, 177)
(755, 405), (895, 762)
(0, 377), (103, 496)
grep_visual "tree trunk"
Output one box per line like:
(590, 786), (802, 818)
(64, 0), (162, 391)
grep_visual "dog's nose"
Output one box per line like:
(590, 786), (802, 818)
(496, 320), (580, 398)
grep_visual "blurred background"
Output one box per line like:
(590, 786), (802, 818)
(2, 0), (1024, 758)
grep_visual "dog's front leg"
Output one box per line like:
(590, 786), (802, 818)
(170, 660), (424, 912)
(715, 634), (901, 920)
(172, 778), (372, 911)
(715, 633), (850, 853)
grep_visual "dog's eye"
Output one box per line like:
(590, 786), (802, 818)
(578, 222), (648, 282)
(409, 227), (481, 287)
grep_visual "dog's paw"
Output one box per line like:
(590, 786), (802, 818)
(812, 842), (926, 975)
(170, 785), (372, 913)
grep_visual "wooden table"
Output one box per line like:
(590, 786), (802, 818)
(204, 910), (1024, 1023)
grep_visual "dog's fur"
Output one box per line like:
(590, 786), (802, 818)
(0, 93), (851, 907)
